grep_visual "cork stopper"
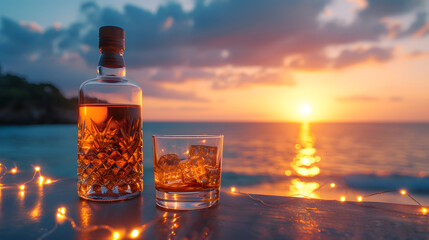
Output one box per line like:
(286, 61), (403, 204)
(99, 26), (124, 50)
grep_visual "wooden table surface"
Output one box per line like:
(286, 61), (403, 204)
(0, 178), (428, 239)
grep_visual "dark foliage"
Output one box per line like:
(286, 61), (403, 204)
(0, 70), (77, 124)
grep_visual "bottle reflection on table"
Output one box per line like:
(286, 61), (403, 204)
(77, 196), (143, 240)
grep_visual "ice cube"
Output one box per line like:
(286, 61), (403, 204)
(155, 164), (183, 185)
(189, 145), (218, 167)
(203, 166), (221, 188)
(155, 154), (183, 185)
(180, 156), (207, 184)
(159, 168), (182, 185)
(157, 154), (181, 170)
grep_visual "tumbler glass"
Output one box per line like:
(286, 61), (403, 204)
(152, 135), (224, 210)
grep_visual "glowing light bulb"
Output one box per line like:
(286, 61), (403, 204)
(357, 196), (363, 202)
(231, 187), (236, 193)
(400, 189), (407, 195)
(113, 232), (120, 240)
(59, 207), (66, 215)
(330, 183), (336, 188)
(35, 166), (40, 171)
(130, 229), (139, 238)
(340, 196), (346, 202)
(421, 207), (427, 214)
(20, 191), (25, 197)
(56, 213), (65, 223)
(11, 168), (17, 174)
(56, 207), (66, 222)
(19, 185), (25, 190)
(46, 179), (52, 184)
(285, 170), (292, 176)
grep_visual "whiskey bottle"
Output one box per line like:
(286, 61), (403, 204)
(77, 26), (143, 201)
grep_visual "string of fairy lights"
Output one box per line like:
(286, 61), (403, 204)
(230, 186), (428, 215)
(0, 162), (191, 239)
(0, 162), (427, 239)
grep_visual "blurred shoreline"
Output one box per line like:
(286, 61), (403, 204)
(0, 71), (77, 124)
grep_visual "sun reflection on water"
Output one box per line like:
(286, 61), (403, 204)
(289, 122), (320, 198)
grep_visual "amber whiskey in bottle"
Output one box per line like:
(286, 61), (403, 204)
(77, 26), (143, 201)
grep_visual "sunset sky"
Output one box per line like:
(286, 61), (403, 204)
(1, 0), (429, 122)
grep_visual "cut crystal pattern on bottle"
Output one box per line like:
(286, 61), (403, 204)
(78, 104), (142, 200)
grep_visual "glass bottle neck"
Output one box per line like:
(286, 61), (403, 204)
(97, 51), (126, 78)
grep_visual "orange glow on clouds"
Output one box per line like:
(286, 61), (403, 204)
(140, 53), (429, 123)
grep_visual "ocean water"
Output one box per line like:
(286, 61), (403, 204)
(0, 122), (428, 205)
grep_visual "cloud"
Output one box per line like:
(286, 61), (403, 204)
(348, 0), (368, 9)
(19, 21), (44, 33)
(140, 81), (209, 102)
(32, 0), (425, 69)
(389, 96), (403, 102)
(210, 68), (295, 90)
(336, 95), (404, 102)
(359, 0), (422, 19)
(398, 12), (429, 38)
(147, 67), (295, 89)
(287, 46), (394, 70)
(149, 106), (210, 112)
(0, 0), (427, 100)
(337, 95), (380, 102)
(79, 0), (422, 69)
(332, 47), (394, 68)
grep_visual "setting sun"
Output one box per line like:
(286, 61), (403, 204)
(300, 104), (312, 117)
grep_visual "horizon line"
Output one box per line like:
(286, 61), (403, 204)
(143, 120), (429, 124)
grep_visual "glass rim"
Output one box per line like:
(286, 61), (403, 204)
(152, 134), (223, 139)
